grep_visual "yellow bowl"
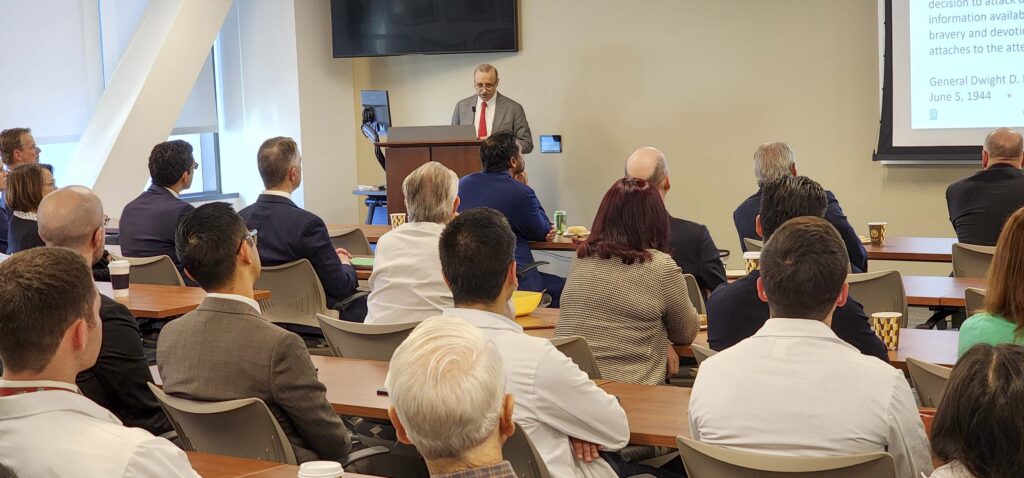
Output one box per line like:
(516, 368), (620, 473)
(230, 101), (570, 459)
(511, 291), (542, 317)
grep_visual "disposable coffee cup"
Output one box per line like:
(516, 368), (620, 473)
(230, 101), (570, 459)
(743, 251), (761, 273)
(389, 213), (407, 227)
(868, 222), (887, 246)
(870, 312), (902, 350)
(297, 461), (344, 478)
(109, 260), (131, 298)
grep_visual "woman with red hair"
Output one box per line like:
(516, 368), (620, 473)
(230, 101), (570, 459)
(555, 178), (699, 385)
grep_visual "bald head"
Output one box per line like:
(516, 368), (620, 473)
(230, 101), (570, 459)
(625, 147), (669, 195)
(983, 128), (1024, 167)
(38, 186), (105, 263)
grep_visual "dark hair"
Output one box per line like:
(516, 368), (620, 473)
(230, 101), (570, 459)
(760, 216), (848, 320)
(0, 127), (30, 166)
(577, 178), (669, 265)
(931, 343), (1024, 477)
(5, 163), (54, 212)
(758, 176), (827, 240)
(0, 463), (17, 478)
(479, 131), (517, 173)
(257, 136), (299, 188)
(0, 247), (96, 373)
(175, 202), (249, 290)
(439, 208), (515, 305)
(148, 140), (195, 187)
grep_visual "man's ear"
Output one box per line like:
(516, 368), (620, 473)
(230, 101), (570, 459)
(662, 175), (671, 194)
(452, 196), (461, 216)
(836, 282), (849, 308)
(790, 163), (798, 176)
(755, 215), (763, 239)
(756, 276), (768, 303)
(507, 261), (519, 290)
(93, 226), (105, 251)
(498, 394), (516, 444)
(982, 150), (990, 169)
(389, 407), (414, 445)
(68, 318), (89, 352)
(184, 268), (198, 284)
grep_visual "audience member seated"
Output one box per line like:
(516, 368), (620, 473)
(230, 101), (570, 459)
(118, 140), (196, 269)
(157, 203), (351, 463)
(0, 127), (41, 254)
(366, 162), (456, 324)
(5, 163), (55, 254)
(946, 127), (1024, 246)
(734, 141), (867, 272)
(625, 146), (726, 297)
(957, 207), (1024, 356)
(708, 176), (887, 361)
(556, 178), (700, 386)
(439, 208), (634, 478)
(38, 186), (171, 436)
(386, 316), (518, 478)
(690, 216), (932, 478)
(929, 343), (1024, 478)
(239, 137), (365, 321)
(457, 131), (564, 307)
(0, 248), (198, 477)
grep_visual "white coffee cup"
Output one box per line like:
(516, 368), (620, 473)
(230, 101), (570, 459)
(297, 461), (344, 478)
(108, 260), (131, 298)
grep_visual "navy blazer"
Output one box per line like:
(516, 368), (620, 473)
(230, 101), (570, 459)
(458, 171), (551, 292)
(119, 185), (195, 267)
(734, 187), (868, 273)
(706, 270), (889, 362)
(6, 215), (43, 254)
(0, 199), (9, 253)
(946, 163), (1024, 246)
(239, 194), (358, 309)
(668, 216), (727, 297)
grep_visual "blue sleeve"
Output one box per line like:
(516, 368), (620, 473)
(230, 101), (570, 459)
(833, 298), (889, 362)
(515, 186), (552, 241)
(301, 218), (357, 300)
(697, 226), (727, 296)
(826, 196), (868, 273)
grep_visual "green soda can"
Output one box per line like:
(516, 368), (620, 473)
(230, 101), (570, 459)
(554, 210), (567, 235)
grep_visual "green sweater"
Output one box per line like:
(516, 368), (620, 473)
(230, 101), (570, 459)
(958, 312), (1024, 357)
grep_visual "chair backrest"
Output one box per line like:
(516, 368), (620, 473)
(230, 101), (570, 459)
(502, 424), (552, 478)
(683, 273), (706, 314)
(952, 243), (996, 278)
(548, 336), (602, 379)
(846, 270), (909, 328)
(329, 228), (374, 257)
(116, 255), (185, 286)
(690, 343), (718, 365)
(743, 238), (763, 252)
(906, 357), (952, 408)
(316, 314), (418, 360)
(676, 436), (896, 478)
(964, 287), (987, 316)
(254, 259), (332, 328)
(147, 383), (297, 465)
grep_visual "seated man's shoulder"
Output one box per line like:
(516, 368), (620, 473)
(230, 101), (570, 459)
(708, 275), (752, 304)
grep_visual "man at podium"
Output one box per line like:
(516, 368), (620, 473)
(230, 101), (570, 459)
(451, 64), (534, 154)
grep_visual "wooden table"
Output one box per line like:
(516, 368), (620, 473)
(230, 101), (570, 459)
(94, 283), (271, 319)
(187, 451), (381, 477)
(865, 237), (956, 263)
(308, 356), (685, 447)
(515, 307), (559, 330)
(332, 224), (578, 252)
(676, 327), (958, 371)
(903, 276), (984, 307)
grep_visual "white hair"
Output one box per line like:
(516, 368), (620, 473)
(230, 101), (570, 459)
(753, 141), (796, 186)
(402, 162), (459, 224)
(386, 316), (505, 460)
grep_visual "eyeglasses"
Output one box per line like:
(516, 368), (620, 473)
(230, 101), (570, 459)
(190, 162), (199, 171)
(240, 229), (258, 249)
(474, 82), (497, 90)
(102, 215), (111, 228)
(19, 145), (40, 153)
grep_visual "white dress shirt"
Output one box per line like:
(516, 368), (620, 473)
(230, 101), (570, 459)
(206, 292), (262, 314)
(474, 94), (497, 137)
(365, 222), (453, 324)
(162, 187), (180, 198)
(0, 380), (199, 477)
(689, 319), (933, 478)
(260, 190), (292, 199)
(442, 307), (629, 478)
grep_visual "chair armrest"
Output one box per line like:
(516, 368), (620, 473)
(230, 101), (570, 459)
(342, 446), (390, 467)
(337, 291), (370, 309)
(516, 261), (549, 278)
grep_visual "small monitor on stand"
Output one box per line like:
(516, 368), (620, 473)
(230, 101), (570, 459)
(360, 90), (391, 136)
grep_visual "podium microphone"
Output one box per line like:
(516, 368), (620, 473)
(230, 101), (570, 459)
(471, 106), (476, 114)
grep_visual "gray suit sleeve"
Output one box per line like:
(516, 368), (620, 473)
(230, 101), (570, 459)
(451, 101), (461, 125)
(270, 333), (352, 462)
(513, 103), (534, 154)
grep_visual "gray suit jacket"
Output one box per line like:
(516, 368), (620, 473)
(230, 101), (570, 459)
(451, 92), (534, 154)
(156, 297), (351, 464)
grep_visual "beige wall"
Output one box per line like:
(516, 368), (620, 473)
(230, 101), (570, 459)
(346, 0), (979, 272)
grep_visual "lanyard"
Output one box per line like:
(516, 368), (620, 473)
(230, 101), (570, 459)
(0, 386), (74, 397)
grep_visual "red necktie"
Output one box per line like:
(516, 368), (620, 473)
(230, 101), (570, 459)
(478, 101), (488, 138)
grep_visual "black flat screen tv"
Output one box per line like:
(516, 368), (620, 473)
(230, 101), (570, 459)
(331, 0), (518, 58)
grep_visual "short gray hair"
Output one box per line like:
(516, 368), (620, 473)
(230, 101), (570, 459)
(753, 141), (796, 186)
(403, 162), (458, 224)
(386, 316), (505, 460)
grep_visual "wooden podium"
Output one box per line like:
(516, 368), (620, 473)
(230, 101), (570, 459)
(376, 138), (482, 215)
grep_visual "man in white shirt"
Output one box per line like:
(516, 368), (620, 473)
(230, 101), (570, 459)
(438, 208), (633, 478)
(689, 216), (932, 478)
(366, 162), (458, 324)
(0, 247), (198, 477)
